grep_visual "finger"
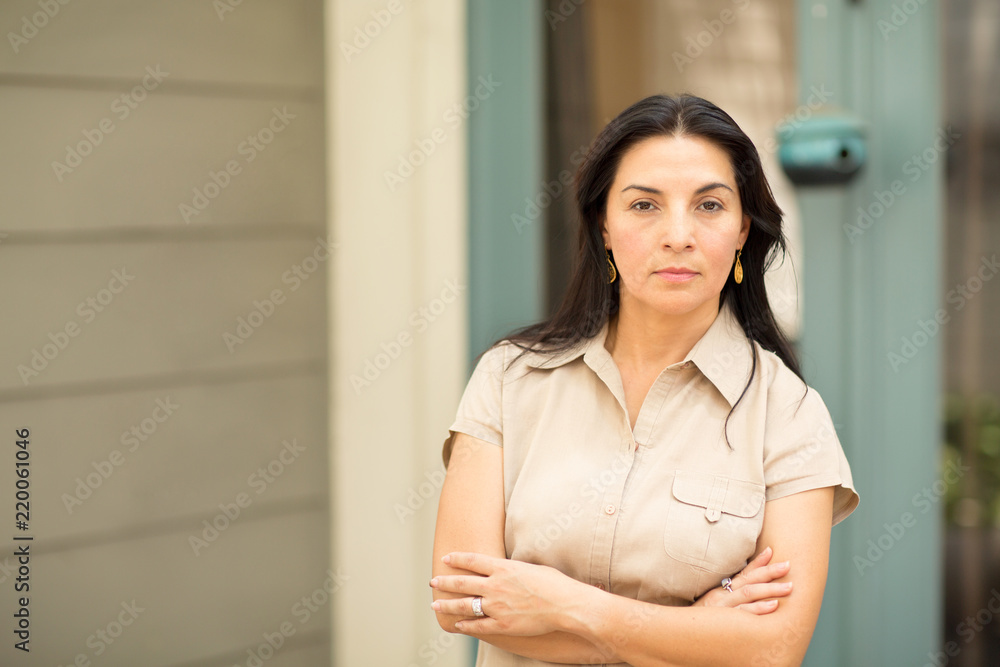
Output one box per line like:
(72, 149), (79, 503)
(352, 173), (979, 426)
(430, 597), (479, 617)
(746, 546), (773, 569)
(734, 560), (791, 587)
(737, 581), (793, 604)
(454, 618), (502, 635)
(707, 582), (793, 609)
(429, 574), (487, 596)
(731, 552), (767, 587)
(736, 599), (781, 615)
(443, 552), (498, 575)
(737, 548), (774, 578)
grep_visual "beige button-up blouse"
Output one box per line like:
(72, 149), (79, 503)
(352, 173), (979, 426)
(442, 299), (859, 667)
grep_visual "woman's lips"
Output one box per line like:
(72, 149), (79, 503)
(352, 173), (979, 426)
(656, 270), (698, 283)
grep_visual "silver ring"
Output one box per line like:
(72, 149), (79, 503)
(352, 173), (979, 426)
(721, 577), (734, 592)
(472, 596), (486, 617)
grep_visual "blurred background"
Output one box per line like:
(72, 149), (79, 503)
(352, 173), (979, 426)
(0, 0), (996, 665)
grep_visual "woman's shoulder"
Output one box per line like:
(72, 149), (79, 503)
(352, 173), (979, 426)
(750, 342), (823, 411)
(474, 335), (592, 378)
(467, 339), (537, 386)
(748, 344), (846, 470)
(465, 341), (512, 386)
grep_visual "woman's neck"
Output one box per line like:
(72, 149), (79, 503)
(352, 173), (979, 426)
(605, 297), (721, 372)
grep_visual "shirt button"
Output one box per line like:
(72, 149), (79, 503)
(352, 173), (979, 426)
(596, 583), (606, 590)
(604, 504), (616, 515)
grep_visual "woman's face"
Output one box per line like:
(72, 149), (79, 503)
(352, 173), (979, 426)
(601, 133), (751, 320)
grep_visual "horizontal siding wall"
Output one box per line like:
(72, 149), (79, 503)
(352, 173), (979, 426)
(0, 1), (330, 665)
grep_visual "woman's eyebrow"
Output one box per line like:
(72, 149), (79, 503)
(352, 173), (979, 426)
(621, 184), (662, 194)
(620, 182), (735, 196)
(694, 182), (734, 195)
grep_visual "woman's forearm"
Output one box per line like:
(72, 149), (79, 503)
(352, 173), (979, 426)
(465, 630), (622, 664)
(565, 588), (810, 667)
(464, 595), (801, 667)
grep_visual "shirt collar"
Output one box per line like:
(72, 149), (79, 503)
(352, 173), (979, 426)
(521, 299), (755, 408)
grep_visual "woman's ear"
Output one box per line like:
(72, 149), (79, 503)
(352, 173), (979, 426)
(600, 218), (610, 248)
(739, 213), (751, 246)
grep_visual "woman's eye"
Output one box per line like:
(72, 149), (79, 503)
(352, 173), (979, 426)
(632, 201), (655, 212)
(700, 201), (723, 212)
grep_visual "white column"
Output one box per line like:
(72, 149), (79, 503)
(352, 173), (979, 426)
(326, 1), (470, 664)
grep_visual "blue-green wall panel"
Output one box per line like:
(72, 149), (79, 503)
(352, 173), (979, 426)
(467, 0), (545, 366)
(797, 1), (943, 665)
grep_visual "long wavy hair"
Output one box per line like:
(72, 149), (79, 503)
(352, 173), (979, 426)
(491, 93), (805, 444)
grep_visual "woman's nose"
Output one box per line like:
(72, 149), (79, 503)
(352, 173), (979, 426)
(658, 210), (695, 250)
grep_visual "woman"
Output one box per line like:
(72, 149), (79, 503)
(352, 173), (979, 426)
(430, 94), (859, 667)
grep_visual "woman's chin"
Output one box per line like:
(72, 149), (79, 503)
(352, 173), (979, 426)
(621, 294), (712, 319)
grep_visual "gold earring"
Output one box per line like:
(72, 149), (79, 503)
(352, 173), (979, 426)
(606, 248), (617, 284)
(734, 247), (743, 284)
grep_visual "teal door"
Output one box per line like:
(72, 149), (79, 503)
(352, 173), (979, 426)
(795, 1), (943, 664)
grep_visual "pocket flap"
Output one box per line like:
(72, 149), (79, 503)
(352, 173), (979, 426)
(671, 471), (765, 520)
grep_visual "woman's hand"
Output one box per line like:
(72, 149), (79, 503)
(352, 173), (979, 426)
(429, 552), (591, 636)
(692, 546), (793, 614)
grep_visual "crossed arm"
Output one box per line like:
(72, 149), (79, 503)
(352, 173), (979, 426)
(430, 433), (835, 666)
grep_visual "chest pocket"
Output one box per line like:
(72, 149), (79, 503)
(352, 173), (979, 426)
(663, 470), (765, 575)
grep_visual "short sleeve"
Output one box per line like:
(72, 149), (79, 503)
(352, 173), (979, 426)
(763, 383), (860, 526)
(441, 343), (507, 468)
